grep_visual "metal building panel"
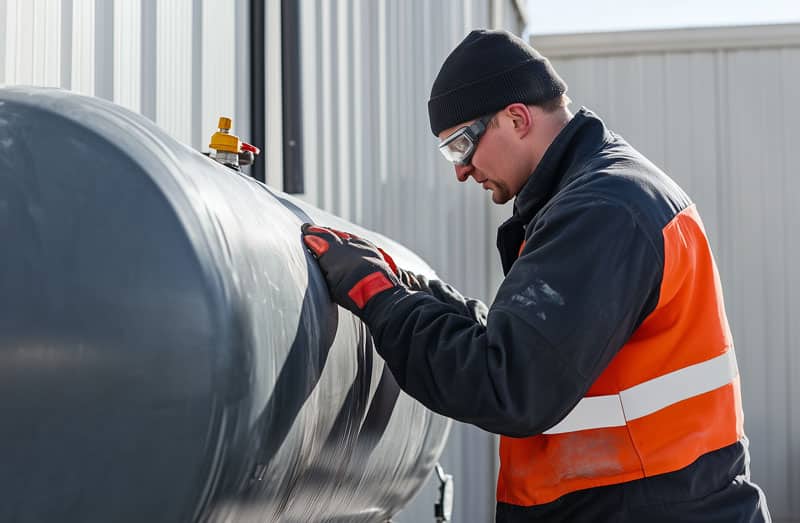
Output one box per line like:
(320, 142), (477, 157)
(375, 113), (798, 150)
(534, 23), (800, 57)
(297, 0), (319, 206)
(0, 0), (6, 84)
(662, 52), (697, 192)
(362, 0), (380, 228)
(200, 0), (235, 150)
(70, 0), (94, 95)
(724, 48), (794, 518)
(0, 0), (245, 181)
(335, 0), (352, 219)
(4, 0), (62, 86)
(113, 0), (141, 112)
(757, 48), (793, 514)
(722, 50), (781, 508)
(264, 0), (283, 190)
(351, 0), (364, 225)
(720, 47), (758, 477)
(395, 0), (409, 242)
(686, 52), (720, 251)
(416, 0), (439, 273)
(662, 52), (721, 249)
(781, 47), (800, 519)
(375, 0), (388, 191)
(233, 0), (250, 147)
(140, 0), (156, 120)
(320, 0), (335, 209)
(94, 0), (113, 99)
(544, 56), (598, 117)
(190, 0), (202, 149)
(636, 54), (667, 169)
(155, 0), (193, 145)
(381, 0), (399, 237)
(59, 0), (72, 86)
(608, 55), (649, 147)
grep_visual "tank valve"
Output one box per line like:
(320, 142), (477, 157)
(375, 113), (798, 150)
(208, 116), (260, 170)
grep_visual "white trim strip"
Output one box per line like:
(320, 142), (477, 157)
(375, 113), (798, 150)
(531, 23), (800, 59)
(543, 395), (626, 434)
(621, 350), (738, 420)
(543, 350), (738, 435)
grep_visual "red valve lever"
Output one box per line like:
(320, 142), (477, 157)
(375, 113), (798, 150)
(241, 142), (260, 155)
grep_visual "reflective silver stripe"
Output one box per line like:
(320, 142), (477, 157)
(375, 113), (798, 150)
(543, 350), (739, 435)
(542, 395), (626, 434)
(620, 349), (739, 420)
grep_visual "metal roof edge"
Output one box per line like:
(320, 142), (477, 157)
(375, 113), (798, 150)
(529, 22), (800, 58)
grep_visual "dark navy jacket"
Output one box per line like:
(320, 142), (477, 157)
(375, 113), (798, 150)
(362, 108), (770, 522)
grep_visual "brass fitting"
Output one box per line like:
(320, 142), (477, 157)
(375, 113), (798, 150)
(209, 116), (240, 154)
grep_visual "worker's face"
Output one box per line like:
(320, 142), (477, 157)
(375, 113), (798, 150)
(437, 109), (529, 204)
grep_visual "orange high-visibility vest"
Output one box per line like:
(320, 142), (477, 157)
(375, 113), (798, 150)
(496, 205), (744, 506)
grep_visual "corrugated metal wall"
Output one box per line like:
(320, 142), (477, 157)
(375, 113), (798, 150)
(1, 1), (526, 521)
(295, 2), (525, 520)
(533, 24), (800, 523)
(0, 0), (253, 155)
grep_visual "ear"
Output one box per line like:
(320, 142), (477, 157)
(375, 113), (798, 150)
(504, 103), (533, 138)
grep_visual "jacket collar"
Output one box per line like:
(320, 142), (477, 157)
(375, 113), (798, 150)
(512, 107), (611, 222)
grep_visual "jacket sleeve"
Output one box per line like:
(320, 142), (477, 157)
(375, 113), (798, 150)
(361, 195), (662, 437)
(397, 270), (489, 326)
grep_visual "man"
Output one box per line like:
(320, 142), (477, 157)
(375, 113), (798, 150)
(301, 29), (770, 522)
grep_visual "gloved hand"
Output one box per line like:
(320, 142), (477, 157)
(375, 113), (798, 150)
(396, 267), (429, 291)
(301, 224), (401, 316)
(396, 270), (488, 326)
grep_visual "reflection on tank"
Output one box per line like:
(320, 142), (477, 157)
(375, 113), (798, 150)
(0, 87), (450, 522)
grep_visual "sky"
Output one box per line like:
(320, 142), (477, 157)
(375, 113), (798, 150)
(526, 0), (800, 35)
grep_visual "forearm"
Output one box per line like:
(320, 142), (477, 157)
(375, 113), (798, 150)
(362, 287), (585, 437)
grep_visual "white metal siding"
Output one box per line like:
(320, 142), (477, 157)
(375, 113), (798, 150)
(1, 0), (252, 152)
(114, 0), (141, 111)
(296, 2), (525, 521)
(534, 25), (800, 522)
(4, 0), (63, 87)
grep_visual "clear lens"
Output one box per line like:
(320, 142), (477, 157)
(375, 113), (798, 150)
(439, 132), (474, 164)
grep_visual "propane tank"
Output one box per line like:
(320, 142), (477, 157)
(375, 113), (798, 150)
(0, 87), (449, 523)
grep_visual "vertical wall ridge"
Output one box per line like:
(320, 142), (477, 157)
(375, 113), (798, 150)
(94, 0), (113, 100)
(140, 0), (156, 120)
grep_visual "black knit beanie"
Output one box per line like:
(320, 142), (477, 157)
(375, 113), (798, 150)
(428, 29), (567, 136)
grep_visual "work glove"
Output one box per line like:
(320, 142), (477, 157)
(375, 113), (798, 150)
(301, 224), (401, 316)
(396, 270), (488, 326)
(396, 267), (428, 291)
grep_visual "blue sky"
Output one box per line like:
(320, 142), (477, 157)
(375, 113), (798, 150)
(526, 0), (800, 35)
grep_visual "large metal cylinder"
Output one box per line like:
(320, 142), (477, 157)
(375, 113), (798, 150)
(0, 87), (450, 522)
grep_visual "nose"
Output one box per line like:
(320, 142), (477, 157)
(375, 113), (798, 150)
(454, 163), (473, 182)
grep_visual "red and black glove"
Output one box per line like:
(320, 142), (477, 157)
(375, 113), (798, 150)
(301, 223), (401, 316)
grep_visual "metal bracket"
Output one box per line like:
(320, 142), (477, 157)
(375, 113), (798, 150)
(434, 463), (454, 522)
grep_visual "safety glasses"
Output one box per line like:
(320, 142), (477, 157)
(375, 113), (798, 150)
(437, 114), (494, 166)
